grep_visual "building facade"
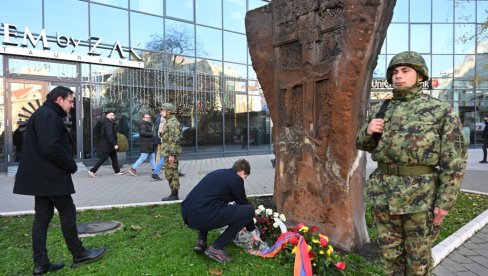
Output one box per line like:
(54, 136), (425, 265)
(0, 0), (271, 171)
(1, 0), (487, 171)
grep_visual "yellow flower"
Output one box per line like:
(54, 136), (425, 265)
(312, 237), (320, 244)
(319, 250), (325, 255)
(319, 234), (329, 241)
(307, 245), (312, 251)
(292, 246), (297, 254)
(327, 246), (333, 255)
(299, 226), (309, 233)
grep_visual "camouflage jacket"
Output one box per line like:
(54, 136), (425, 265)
(356, 86), (467, 214)
(160, 114), (182, 157)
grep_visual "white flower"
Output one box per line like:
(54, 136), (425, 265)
(253, 218), (257, 224)
(279, 214), (286, 222)
(258, 205), (265, 211)
(273, 212), (279, 218)
(255, 209), (262, 215)
(273, 222), (279, 228)
(266, 209), (273, 216)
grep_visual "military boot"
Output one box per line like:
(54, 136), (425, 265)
(161, 189), (179, 201)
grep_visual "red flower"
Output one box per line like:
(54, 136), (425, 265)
(291, 228), (298, 233)
(281, 243), (287, 249)
(319, 236), (328, 247)
(335, 262), (346, 270)
(290, 236), (299, 245)
(297, 223), (305, 229)
(310, 226), (319, 233)
(308, 251), (316, 259)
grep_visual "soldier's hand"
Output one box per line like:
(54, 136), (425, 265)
(114, 145), (119, 150)
(433, 207), (449, 226)
(366, 119), (385, 136)
(169, 155), (175, 166)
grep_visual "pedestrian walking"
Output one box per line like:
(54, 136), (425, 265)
(13, 86), (106, 275)
(88, 111), (125, 177)
(129, 113), (156, 176)
(479, 115), (488, 163)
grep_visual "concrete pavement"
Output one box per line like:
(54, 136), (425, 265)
(0, 150), (487, 274)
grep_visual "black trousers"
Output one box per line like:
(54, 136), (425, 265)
(33, 195), (85, 265)
(91, 150), (120, 173)
(193, 205), (254, 249)
(482, 139), (488, 161)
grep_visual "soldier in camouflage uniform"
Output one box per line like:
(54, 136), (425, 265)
(356, 51), (467, 275)
(160, 103), (182, 201)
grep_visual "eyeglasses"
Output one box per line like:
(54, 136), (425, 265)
(64, 98), (75, 104)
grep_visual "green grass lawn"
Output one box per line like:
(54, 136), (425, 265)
(1, 192), (487, 275)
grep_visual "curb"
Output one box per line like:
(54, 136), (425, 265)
(432, 192), (488, 266)
(0, 193), (274, 217)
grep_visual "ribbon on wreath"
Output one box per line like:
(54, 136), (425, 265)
(250, 232), (313, 276)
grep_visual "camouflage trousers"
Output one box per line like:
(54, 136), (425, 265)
(163, 156), (180, 190)
(372, 207), (440, 276)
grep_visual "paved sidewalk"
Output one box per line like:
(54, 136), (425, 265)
(0, 150), (487, 274)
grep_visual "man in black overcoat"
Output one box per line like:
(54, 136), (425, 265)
(181, 159), (260, 264)
(13, 86), (106, 275)
(88, 111), (125, 176)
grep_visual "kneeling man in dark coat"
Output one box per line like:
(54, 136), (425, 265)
(13, 86), (106, 275)
(181, 159), (260, 264)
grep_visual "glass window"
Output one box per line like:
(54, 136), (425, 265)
(91, 0), (128, 8)
(433, 0), (454, 23)
(477, 25), (488, 53)
(410, 24), (431, 53)
(455, 23), (476, 54)
(454, 54), (475, 78)
(196, 26), (222, 60)
(386, 24), (409, 54)
(224, 62), (247, 78)
(196, 58), (222, 75)
(130, 0), (163, 16)
(455, 0), (476, 23)
(249, 66), (257, 79)
(223, 0), (246, 33)
(477, 1), (488, 23)
(45, 0), (88, 39)
(0, 0), (42, 30)
(130, 12), (164, 50)
(249, 0), (269, 10)
(224, 32), (247, 63)
(475, 54), (488, 80)
(432, 24), (454, 54)
(196, 0), (222, 28)
(165, 19), (195, 56)
(432, 54), (454, 78)
(374, 54), (386, 78)
(166, 0), (193, 22)
(392, 0), (408, 22)
(90, 4), (129, 46)
(410, 0), (431, 22)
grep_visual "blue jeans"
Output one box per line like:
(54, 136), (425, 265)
(153, 156), (164, 174)
(132, 152), (155, 170)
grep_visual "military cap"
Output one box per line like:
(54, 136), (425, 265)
(161, 103), (176, 112)
(386, 51), (429, 84)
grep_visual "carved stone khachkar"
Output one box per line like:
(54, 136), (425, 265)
(246, 0), (396, 251)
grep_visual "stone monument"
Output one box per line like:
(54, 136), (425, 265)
(246, 0), (396, 251)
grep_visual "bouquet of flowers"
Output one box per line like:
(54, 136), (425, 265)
(281, 223), (347, 275)
(253, 205), (287, 244)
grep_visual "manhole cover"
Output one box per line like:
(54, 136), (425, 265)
(77, 221), (121, 235)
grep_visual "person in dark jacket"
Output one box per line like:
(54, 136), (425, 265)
(181, 159), (260, 264)
(13, 86), (106, 275)
(128, 113), (156, 176)
(480, 115), (488, 163)
(88, 111), (125, 177)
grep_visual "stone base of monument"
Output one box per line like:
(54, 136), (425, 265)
(77, 221), (122, 237)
